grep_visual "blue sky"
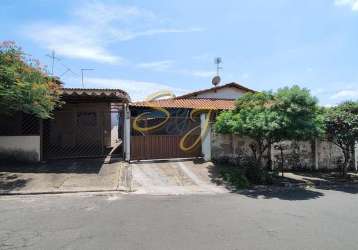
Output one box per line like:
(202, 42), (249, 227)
(1, 0), (358, 104)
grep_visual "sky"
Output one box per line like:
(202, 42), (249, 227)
(1, 0), (358, 105)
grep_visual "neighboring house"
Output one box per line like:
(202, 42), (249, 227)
(126, 82), (255, 161)
(0, 88), (130, 162)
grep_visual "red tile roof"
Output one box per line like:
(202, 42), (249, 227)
(130, 98), (235, 110)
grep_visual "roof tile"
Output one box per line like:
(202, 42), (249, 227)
(130, 98), (235, 110)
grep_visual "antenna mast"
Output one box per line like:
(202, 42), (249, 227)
(80, 68), (95, 88)
(212, 57), (222, 86)
(214, 57), (222, 76)
(46, 50), (60, 75)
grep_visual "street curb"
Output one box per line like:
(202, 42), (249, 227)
(0, 188), (132, 196)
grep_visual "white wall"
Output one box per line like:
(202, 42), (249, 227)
(201, 113), (211, 161)
(194, 87), (246, 99)
(0, 136), (41, 162)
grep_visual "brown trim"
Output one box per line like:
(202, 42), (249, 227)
(175, 82), (256, 99)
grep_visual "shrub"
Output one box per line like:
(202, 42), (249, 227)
(218, 167), (249, 190)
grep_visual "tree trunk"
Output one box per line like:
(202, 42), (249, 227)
(280, 147), (284, 177)
(342, 150), (350, 177)
(267, 142), (272, 170)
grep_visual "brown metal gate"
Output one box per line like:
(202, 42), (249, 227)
(130, 116), (202, 160)
(44, 109), (123, 160)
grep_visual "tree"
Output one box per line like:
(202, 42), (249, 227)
(324, 101), (358, 176)
(273, 85), (324, 141)
(0, 41), (61, 119)
(215, 86), (323, 170)
(272, 86), (324, 173)
(216, 92), (281, 167)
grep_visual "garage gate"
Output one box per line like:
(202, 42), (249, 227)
(130, 116), (202, 160)
(43, 109), (123, 160)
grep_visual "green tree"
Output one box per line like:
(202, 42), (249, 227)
(215, 86), (323, 170)
(216, 92), (281, 167)
(0, 41), (61, 119)
(273, 85), (324, 141)
(324, 101), (358, 176)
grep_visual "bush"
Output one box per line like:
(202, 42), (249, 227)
(217, 161), (278, 190)
(218, 167), (249, 190)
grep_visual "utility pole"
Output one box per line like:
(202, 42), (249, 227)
(46, 50), (60, 75)
(80, 68), (94, 88)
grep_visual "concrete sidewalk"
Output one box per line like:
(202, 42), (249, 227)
(0, 159), (128, 195)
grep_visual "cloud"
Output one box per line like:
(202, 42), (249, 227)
(334, 0), (358, 11)
(136, 60), (214, 77)
(137, 60), (175, 71)
(26, 23), (122, 64)
(110, 28), (204, 41)
(23, 1), (203, 64)
(79, 77), (189, 101)
(331, 88), (358, 99)
(72, 1), (155, 25)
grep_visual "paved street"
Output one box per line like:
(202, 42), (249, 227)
(1, 187), (358, 250)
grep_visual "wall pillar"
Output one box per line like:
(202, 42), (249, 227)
(314, 138), (319, 170)
(354, 141), (358, 171)
(124, 105), (131, 161)
(200, 113), (211, 161)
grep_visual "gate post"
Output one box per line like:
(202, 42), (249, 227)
(354, 141), (358, 171)
(124, 105), (131, 161)
(314, 138), (319, 170)
(200, 113), (211, 161)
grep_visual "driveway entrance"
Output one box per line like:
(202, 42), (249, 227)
(130, 160), (228, 194)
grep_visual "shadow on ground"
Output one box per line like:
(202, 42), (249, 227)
(0, 173), (29, 192)
(0, 158), (105, 174)
(205, 162), (358, 200)
(237, 187), (324, 200)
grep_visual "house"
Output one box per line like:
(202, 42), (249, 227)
(0, 88), (130, 162)
(126, 82), (255, 161)
(0, 82), (254, 163)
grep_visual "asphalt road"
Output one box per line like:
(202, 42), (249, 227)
(1, 187), (358, 250)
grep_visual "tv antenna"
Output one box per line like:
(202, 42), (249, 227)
(212, 57), (222, 86)
(45, 50), (60, 75)
(59, 63), (78, 78)
(214, 57), (222, 76)
(80, 68), (95, 88)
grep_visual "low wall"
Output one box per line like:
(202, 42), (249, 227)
(211, 130), (350, 170)
(0, 136), (41, 162)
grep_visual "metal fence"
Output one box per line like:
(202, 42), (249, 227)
(0, 113), (39, 136)
(43, 110), (123, 160)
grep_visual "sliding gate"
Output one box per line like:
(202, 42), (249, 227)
(130, 115), (202, 160)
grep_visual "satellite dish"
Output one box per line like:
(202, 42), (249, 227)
(212, 75), (221, 86)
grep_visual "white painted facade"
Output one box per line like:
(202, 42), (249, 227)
(124, 105), (131, 161)
(0, 136), (41, 162)
(200, 113), (211, 161)
(191, 87), (246, 100)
